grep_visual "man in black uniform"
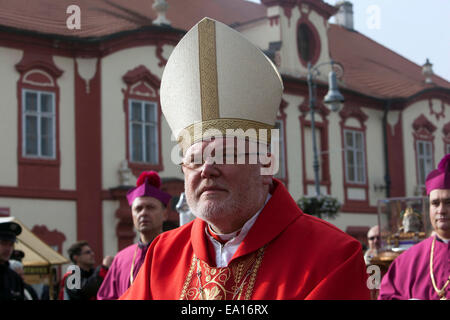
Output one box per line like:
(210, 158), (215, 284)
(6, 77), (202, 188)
(0, 218), (24, 300)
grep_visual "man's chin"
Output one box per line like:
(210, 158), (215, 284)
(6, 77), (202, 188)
(196, 202), (229, 218)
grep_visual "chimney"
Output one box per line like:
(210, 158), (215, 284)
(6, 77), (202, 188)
(153, 0), (170, 26)
(422, 58), (434, 84)
(335, 1), (354, 30)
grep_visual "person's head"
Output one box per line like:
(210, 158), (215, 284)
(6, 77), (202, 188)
(159, 18), (283, 233)
(127, 171), (171, 241)
(426, 154), (450, 240)
(0, 219), (22, 264)
(181, 137), (273, 233)
(67, 241), (95, 270)
(131, 196), (167, 236)
(9, 260), (24, 279)
(10, 250), (25, 262)
(428, 189), (450, 240)
(367, 225), (380, 250)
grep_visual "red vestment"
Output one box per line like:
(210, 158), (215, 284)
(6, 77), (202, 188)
(120, 179), (370, 300)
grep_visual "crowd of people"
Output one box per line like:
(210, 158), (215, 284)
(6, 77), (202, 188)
(1, 17), (448, 301)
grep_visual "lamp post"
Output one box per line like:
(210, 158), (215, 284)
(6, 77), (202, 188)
(306, 60), (344, 197)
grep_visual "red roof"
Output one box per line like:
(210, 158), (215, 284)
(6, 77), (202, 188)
(328, 24), (450, 98)
(0, 0), (264, 37)
(0, 0), (448, 98)
(0, 0), (159, 38)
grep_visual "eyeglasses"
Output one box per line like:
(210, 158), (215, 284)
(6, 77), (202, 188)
(368, 236), (380, 241)
(181, 151), (264, 171)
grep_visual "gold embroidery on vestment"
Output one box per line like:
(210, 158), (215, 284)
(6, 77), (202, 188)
(179, 247), (265, 300)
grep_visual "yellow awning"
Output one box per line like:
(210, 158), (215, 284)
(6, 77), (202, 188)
(1, 217), (69, 267)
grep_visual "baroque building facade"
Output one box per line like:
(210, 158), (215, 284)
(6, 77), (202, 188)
(0, 0), (449, 264)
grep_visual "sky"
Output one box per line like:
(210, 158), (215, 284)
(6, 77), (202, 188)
(247, 0), (450, 82)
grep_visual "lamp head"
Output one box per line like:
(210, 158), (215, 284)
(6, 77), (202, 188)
(324, 70), (344, 112)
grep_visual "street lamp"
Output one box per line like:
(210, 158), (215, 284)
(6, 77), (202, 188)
(307, 60), (344, 197)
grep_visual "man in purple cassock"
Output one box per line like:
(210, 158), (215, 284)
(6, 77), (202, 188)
(97, 171), (171, 300)
(379, 154), (450, 300)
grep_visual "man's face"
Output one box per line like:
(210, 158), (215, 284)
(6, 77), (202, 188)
(429, 189), (450, 240)
(367, 226), (380, 250)
(181, 138), (272, 233)
(131, 196), (167, 233)
(75, 245), (95, 268)
(0, 239), (14, 264)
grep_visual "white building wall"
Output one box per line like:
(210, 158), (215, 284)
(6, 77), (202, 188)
(54, 56), (76, 190)
(102, 200), (119, 256)
(0, 197), (77, 257)
(160, 116), (184, 179)
(239, 18), (278, 51)
(324, 212), (378, 232)
(363, 107), (385, 207)
(0, 47), (22, 187)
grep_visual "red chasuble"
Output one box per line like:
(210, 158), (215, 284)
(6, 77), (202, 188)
(120, 179), (370, 300)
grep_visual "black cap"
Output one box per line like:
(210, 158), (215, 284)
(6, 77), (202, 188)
(0, 220), (22, 242)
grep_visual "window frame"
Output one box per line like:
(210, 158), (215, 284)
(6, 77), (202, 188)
(338, 104), (374, 213)
(128, 99), (159, 165)
(122, 65), (164, 176)
(411, 114), (436, 193)
(295, 18), (321, 67)
(21, 89), (56, 159)
(415, 140), (433, 186)
(343, 129), (366, 185)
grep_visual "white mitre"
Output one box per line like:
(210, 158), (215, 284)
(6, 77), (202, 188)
(160, 17), (284, 151)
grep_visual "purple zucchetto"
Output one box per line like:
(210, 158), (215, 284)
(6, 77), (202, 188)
(425, 154), (450, 195)
(126, 171), (172, 206)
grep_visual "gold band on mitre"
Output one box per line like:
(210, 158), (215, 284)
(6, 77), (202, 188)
(177, 118), (274, 152)
(198, 18), (220, 121)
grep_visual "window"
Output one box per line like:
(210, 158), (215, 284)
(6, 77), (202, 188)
(297, 24), (314, 62)
(344, 129), (365, 184)
(129, 99), (158, 164)
(22, 89), (55, 158)
(416, 140), (433, 186)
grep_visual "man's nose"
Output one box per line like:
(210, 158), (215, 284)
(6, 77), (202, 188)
(200, 159), (220, 179)
(436, 203), (446, 214)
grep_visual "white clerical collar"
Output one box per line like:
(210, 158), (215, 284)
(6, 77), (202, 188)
(435, 234), (449, 244)
(206, 193), (271, 267)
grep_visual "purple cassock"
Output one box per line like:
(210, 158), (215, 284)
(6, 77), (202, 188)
(97, 241), (150, 300)
(97, 171), (171, 300)
(378, 236), (450, 300)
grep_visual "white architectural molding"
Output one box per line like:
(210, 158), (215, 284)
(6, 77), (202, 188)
(76, 57), (98, 94)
